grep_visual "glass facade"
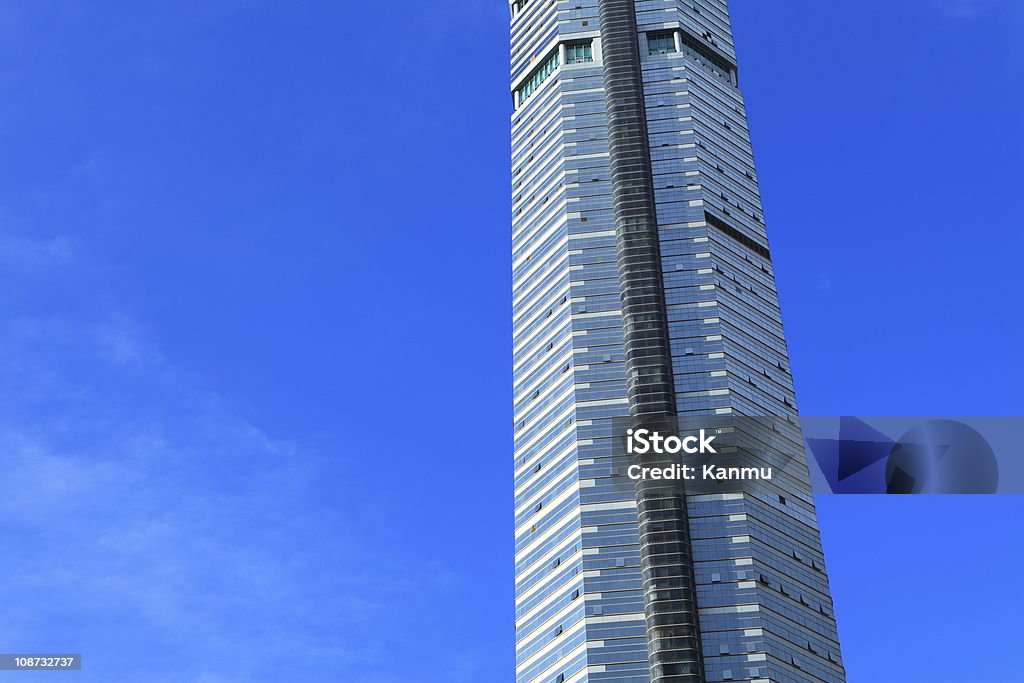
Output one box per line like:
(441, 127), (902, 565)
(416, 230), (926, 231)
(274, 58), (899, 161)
(566, 41), (595, 65)
(648, 31), (677, 55)
(517, 49), (561, 104)
(511, 2), (845, 682)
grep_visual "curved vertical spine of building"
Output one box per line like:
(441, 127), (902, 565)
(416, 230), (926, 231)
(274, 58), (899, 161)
(597, 1), (705, 681)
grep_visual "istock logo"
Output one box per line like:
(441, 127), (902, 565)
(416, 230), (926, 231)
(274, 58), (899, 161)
(625, 428), (717, 455)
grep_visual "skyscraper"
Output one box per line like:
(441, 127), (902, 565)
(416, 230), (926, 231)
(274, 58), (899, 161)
(511, 2), (845, 682)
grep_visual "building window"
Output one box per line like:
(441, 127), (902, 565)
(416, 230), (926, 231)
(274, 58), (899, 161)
(565, 40), (593, 64)
(679, 31), (735, 84)
(517, 49), (560, 104)
(647, 31), (677, 55)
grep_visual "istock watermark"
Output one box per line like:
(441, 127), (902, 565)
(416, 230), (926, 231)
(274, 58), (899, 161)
(606, 417), (797, 495)
(624, 427), (773, 482)
(604, 415), (1023, 495)
(625, 427), (717, 455)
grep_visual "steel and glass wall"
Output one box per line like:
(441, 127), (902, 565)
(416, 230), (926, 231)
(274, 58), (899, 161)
(512, 2), (845, 682)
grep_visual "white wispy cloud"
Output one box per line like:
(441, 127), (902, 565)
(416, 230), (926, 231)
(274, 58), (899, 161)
(0, 233), (457, 681)
(940, 0), (1009, 20)
(0, 231), (74, 271)
(815, 271), (832, 297)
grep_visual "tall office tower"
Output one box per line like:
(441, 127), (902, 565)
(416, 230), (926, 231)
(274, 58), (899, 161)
(511, 2), (844, 683)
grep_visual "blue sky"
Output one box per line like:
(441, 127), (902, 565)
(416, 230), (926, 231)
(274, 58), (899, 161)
(0, 1), (1021, 681)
